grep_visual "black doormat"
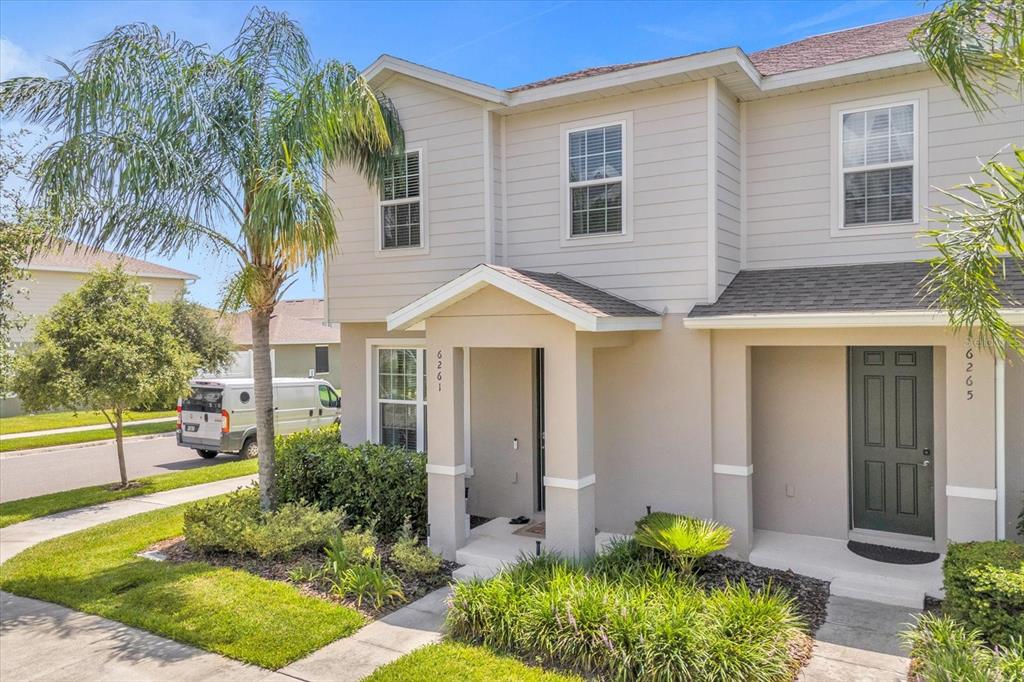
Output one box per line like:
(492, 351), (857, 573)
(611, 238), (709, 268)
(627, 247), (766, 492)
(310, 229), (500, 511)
(847, 540), (939, 565)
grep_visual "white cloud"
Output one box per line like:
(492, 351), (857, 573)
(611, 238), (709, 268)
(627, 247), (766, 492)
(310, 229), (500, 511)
(780, 0), (889, 34)
(0, 37), (51, 80)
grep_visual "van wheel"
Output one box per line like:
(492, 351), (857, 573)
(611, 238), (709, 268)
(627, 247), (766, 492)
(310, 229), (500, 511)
(239, 438), (258, 459)
(196, 449), (218, 459)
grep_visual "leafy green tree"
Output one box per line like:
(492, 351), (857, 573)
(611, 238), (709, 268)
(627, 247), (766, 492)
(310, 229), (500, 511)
(0, 7), (402, 508)
(12, 267), (198, 487)
(162, 296), (235, 376)
(910, 0), (1024, 353)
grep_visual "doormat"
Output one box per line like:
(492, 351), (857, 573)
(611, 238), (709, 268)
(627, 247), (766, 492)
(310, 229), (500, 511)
(513, 521), (546, 539)
(847, 540), (939, 565)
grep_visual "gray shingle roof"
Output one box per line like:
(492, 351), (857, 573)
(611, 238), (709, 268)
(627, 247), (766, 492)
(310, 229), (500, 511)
(689, 262), (1024, 318)
(487, 265), (660, 318)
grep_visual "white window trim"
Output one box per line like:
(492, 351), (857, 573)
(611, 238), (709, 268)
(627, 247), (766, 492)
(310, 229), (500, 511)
(830, 91), (928, 237)
(365, 338), (427, 450)
(314, 344), (330, 375)
(375, 146), (430, 257)
(559, 111), (634, 247)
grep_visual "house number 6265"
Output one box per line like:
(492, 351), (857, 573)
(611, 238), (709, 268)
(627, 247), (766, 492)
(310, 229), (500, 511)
(436, 350), (443, 392)
(965, 347), (974, 400)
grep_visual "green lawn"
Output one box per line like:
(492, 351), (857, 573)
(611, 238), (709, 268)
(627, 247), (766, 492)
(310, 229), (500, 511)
(0, 500), (364, 669)
(365, 643), (582, 682)
(0, 458), (258, 528)
(0, 420), (176, 453)
(0, 409), (176, 434)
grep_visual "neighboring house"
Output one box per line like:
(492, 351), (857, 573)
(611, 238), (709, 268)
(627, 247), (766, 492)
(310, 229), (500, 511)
(2, 243), (196, 417)
(224, 299), (341, 389)
(324, 15), (1024, 604)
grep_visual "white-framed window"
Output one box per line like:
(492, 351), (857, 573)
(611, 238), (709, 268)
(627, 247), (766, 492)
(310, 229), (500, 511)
(377, 148), (427, 253)
(560, 112), (633, 246)
(831, 92), (927, 236)
(366, 342), (426, 451)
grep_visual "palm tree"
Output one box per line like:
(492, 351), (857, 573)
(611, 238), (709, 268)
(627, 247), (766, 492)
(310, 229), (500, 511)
(0, 6), (403, 509)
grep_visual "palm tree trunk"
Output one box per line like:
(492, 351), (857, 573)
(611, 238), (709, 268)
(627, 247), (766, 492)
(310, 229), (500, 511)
(251, 307), (277, 510)
(114, 407), (128, 488)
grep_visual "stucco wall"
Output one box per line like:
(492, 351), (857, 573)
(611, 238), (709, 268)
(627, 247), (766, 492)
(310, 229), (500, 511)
(1007, 354), (1024, 542)
(268, 343), (342, 389)
(467, 347), (536, 519)
(751, 347), (848, 539)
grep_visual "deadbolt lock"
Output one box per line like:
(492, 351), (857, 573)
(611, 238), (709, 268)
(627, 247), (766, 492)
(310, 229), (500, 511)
(922, 448), (931, 457)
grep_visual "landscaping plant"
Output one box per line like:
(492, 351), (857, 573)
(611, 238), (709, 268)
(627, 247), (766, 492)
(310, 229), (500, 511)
(275, 426), (427, 539)
(943, 541), (1024, 648)
(633, 511), (733, 573)
(183, 486), (343, 559)
(903, 613), (1024, 682)
(392, 518), (442, 575)
(447, 545), (806, 681)
(333, 560), (406, 610)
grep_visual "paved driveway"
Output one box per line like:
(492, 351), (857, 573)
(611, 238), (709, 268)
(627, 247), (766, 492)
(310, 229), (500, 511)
(0, 435), (243, 502)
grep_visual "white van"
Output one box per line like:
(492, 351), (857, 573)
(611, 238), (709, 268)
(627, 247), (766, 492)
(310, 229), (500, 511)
(176, 377), (341, 459)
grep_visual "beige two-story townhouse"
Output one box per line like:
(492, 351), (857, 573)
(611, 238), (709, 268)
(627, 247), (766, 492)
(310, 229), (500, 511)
(324, 15), (1024, 606)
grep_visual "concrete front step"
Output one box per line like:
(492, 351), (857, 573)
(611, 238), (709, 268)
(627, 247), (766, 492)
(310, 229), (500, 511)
(829, 576), (924, 609)
(452, 564), (499, 582)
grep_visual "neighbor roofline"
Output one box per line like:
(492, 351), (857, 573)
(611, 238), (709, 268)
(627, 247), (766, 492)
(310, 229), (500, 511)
(24, 263), (197, 281)
(683, 309), (1024, 329)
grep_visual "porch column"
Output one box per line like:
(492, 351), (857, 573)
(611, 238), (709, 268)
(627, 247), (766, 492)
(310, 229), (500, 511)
(945, 342), (998, 542)
(426, 344), (466, 561)
(711, 334), (754, 560)
(543, 334), (596, 559)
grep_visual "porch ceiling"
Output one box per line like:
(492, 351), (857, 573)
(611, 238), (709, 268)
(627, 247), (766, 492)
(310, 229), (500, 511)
(386, 264), (663, 333)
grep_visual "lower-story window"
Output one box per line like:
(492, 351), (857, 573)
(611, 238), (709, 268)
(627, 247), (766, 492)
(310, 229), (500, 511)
(375, 347), (426, 451)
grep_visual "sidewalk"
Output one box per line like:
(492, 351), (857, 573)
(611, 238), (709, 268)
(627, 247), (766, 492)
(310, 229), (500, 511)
(0, 416), (177, 441)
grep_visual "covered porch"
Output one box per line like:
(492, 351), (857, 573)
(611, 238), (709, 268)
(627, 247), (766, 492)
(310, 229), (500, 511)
(386, 264), (662, 562)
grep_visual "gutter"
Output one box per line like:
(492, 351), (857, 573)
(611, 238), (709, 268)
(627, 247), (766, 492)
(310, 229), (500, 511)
(996, 352), (1006, 540)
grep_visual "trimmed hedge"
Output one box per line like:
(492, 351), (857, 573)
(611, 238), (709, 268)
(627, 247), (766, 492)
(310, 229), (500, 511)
(275, 426), (427, 539)
(944, 541), (1024, 648)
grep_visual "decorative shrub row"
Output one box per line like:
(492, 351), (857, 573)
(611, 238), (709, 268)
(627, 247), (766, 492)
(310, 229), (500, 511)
(943, 541), (1024, 648)
(183, 486), (343, 558)
(274, 425), (427, 539)
(446, 542), (806, 682)
(903, 613), (1023, 681)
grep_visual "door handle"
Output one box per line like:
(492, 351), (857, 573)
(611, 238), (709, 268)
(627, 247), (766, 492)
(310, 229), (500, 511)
(309, 409), (314, 417)
(922, 460), (931, 467)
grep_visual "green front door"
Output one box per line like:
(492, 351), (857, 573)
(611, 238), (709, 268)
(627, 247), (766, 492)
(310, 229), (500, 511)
(849, 347), (934, 537)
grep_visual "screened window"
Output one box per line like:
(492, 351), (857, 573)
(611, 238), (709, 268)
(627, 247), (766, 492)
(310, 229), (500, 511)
(568, 124), (623, 237)
(314, 345), (329, 374)
(840, 103), (915, 227)
(380, 151), (422, 249)
(376, 347), (426, 450)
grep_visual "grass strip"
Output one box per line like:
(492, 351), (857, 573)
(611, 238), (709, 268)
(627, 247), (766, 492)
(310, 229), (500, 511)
(0, 420), (176, 453)
(365, 642), (582, 682)
(1, 409), (176, 434)
(0, 458), (258, 528)
(0, 500), (364, 669)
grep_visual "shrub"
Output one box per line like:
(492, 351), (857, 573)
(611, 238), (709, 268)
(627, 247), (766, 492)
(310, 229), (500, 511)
(903, 613), (1024, 681)
(944, 541), (1024, 647)
(323, 528), (378, 577)
(634, 511), (732, 572)
(447, 545), (805, 681)
(275, 426), (427, 539)
(392, 519), (442, 575)
(330, 560), (406, 610)
(183, 486), (343, 558)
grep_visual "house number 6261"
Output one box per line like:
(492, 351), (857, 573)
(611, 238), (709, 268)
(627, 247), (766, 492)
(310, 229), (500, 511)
(436, 350), (443, 392)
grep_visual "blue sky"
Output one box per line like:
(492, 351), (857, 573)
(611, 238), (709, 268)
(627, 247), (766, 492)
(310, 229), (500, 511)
(1, 0), (929, 306)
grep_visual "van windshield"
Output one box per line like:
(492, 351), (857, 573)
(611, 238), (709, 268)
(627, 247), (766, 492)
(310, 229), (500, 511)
(182, 387), (223, 413)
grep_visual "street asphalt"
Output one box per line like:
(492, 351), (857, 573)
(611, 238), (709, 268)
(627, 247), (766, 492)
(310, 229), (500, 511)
(0, 435), (243, 502)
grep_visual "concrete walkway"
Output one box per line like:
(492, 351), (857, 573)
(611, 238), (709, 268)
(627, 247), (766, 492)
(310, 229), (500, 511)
(799, 596), (918, 681)
(0, 416), (177, 441)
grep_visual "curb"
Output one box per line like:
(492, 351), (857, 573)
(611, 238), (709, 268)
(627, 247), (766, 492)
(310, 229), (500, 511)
(0, 432), (176, 458)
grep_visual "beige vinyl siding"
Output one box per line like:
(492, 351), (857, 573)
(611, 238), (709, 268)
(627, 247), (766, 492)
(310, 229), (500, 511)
(10, 269), (185, 345)
(744, 71), (1023, 268)
(715, 84), (741, 295)
(503, 83), (709, 314)
(325, 75), (488, 322)
(492, 111), (505, 264)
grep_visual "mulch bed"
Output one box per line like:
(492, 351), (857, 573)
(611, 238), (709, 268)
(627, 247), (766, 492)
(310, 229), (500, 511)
(144, 536), (457, 619)
(697, 555), (831, 633)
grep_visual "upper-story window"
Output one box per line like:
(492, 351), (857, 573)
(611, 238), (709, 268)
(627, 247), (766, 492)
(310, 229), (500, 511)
(832, 93), (925, 235)
(380, 149), (423, 250)
(561, 113), (633, 245)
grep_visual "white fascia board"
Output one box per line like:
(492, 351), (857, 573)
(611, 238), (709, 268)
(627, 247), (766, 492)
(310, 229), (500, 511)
(683, 309), (1024, 329)
(593, 316), (663, 332)
(363, 55), (507, 104)
(759, 51), (925, 93)
(25, 263), (197, 281)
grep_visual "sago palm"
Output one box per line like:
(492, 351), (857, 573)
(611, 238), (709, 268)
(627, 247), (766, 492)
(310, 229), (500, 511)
(0, 7), (403, 509)
(634, 511), (732, 573)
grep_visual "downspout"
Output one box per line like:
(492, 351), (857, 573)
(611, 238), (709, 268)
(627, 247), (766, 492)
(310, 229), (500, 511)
(996, 351), (1006, 540)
